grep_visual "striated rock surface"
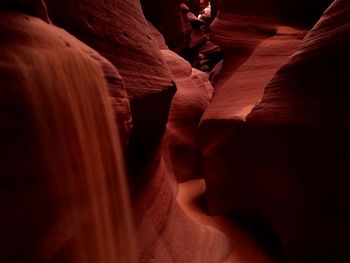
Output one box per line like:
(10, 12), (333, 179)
(45, 0), (175, 100)
(0, 11), (136, 263)
(162, 50), (212, 182)
(209, 0), (332, 88)
(45, 0), (177, 169)
(202, 26), (307, 122)
(209, 10), (277, 88)
(134, 157), (232, 263)
(200, 0), (350, 262)
(245, 2), (350, 261)
(249, 0), (348, 125)
(200, 24), (306, 218)
(43, 1), (232, 262)
(149, 23), (215, 184)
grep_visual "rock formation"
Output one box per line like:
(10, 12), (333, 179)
(141, 0), (191, 53)
(3, 0), (350, 262)
(200, 0), (350, 262)
(162, 49), (212, 182)
(149, 23), (214, 183)
(209, 0), (333, 88)
(45, 0), (177, 166)
(142, 0), (222, 74)
(0, 11), (136, 263)
(1, 1), (232, 262)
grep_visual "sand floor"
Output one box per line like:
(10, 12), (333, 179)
(177, 179), (277, 263)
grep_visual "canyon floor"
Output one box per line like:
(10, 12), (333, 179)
(177, 180), (277, 263)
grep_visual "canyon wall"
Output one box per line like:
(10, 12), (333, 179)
(3, 0), (350, 262)
(0, 11), (136, 263)
(0, 0), (232, 262)
(201, 0), (350, 262)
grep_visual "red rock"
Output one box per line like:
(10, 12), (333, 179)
(200, 0), (350, 262)
(191, 68), (214, 99)
(245, 3), (350, 260)
(149, 24), (214, 183)
(0, 0), (50, 22)
(210, 11), (278, 88)
(134, 157), (232, 263)
(203, 26), (307, 122)
(217, 0), (332, 25)
(86, 52), (132, 146)
(209, 0), (332, 88)
(45, 0), (176, 160)
(200, 24), (306, 215)
(148, 21), (169, 50)
(162, 50), (212, 182)
(141, 0), (192, 53)
(0, 11), (136, 263)
(189, 26), (207, 49)
(43, 1), (233, 262)
(180, 3), (190, 13)
(187, 11), (205, 26)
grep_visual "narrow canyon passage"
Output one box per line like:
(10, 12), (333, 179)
(1, 0), (350, 263)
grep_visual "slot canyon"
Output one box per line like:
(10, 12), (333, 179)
(1, 0), (350, 262)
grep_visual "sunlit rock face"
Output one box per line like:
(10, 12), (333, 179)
(0, 11), (136, 263)
(200, 0), (350, 262)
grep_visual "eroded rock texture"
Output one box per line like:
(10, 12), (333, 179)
(0, 11), (136, 263)
(0, 1), (232, 263)
(162, 49), (212, 182)
(149, 23), (214, 183)
(4, 0), (350, 262)
(142, 0), (222, 73)
(209, 0), (332, 87)
(45, 0), (177, 168)
(141, 0), (191, 52)
(201, 0), (350, 262)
